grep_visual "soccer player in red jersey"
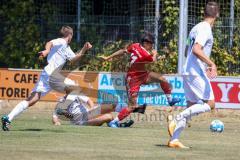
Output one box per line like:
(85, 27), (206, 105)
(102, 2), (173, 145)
(100, 32), (181, 127)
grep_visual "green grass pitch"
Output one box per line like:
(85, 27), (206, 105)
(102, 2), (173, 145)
(1, 108), (240, 160)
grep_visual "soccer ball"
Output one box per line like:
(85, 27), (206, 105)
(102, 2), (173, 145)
(210, 120), (224, 133)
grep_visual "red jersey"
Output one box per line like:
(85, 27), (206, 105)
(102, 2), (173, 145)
(127, 43), (153, 76)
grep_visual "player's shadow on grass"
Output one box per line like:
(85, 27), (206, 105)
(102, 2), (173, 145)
(155, 144), (169, 148)
(19, 128), (43, 132)
(18, 128), (67, 133)
(155, 144), (193, 149)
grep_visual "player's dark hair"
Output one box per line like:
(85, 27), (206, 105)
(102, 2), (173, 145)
(140, 32), (154, 44)
(204, 2), (220, 18)
(60, 26), (73, 38)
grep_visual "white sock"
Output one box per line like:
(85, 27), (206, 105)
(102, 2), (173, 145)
(171, 118), (187, 141)
(171, 103), (211, 141)
(8, 101), (29, 121)
(177, 103), (211, 121)
(112, 117), (119, 123)
(166, 94), (172, 102)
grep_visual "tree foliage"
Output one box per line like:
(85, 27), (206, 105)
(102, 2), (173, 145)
(0, 0), (43, 68)
(0, 0), (239, 75)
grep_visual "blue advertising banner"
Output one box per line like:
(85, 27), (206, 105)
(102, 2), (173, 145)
(98, 73), (187, 107)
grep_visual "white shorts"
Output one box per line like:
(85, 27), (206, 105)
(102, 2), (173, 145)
(32, 70), (78, 97)
(183, 74), (214, 103)
(69, 105), (102, 125)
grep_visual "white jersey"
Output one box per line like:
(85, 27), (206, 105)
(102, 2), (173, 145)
(183, 21), (213, 76)
(66, 94), (101, 125)
(32, 38), (77, 96)
(182, 21), (214, 102)
(66, 94), (90, 115)
(44, 38), (76, 75)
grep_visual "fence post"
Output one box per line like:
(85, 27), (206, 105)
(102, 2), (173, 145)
(178, 0), (188, 74)
(77, 0), (81, 43)
(229, 0), (234, 49)
(154, 0), (160, 50)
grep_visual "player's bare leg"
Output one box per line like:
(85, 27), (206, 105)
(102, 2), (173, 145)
(146, 72), (181, 106)
(85, 104), (134, 127)
(100, 104), (116, 114)
(85, 113), (114, 126)
(27, 92), (41, 107)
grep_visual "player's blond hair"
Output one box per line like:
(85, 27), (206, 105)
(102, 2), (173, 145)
(204, 2), (220, 18)
(60, 26), (73, 38)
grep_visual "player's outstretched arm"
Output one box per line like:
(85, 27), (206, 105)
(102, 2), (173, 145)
(192, 43), (217, 79)
(70, 42), (92, 64)
(98, 49), (127, 61)
(39, 41), (53, 58)
(52, 110), (61, 126)
(87, 98), (95, 109)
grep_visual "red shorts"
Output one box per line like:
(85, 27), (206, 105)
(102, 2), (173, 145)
(126, 72), (149, 100)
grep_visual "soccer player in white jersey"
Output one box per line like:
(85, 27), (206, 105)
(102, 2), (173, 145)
(2, 26), (92, 131)
(167, 2), (219, 148)
(52, 91), (114, 126)
(52, 91), (133, 127)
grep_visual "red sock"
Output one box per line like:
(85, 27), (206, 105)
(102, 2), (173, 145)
(117, 107), (132, 121)
(160, 81), (172, 94)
